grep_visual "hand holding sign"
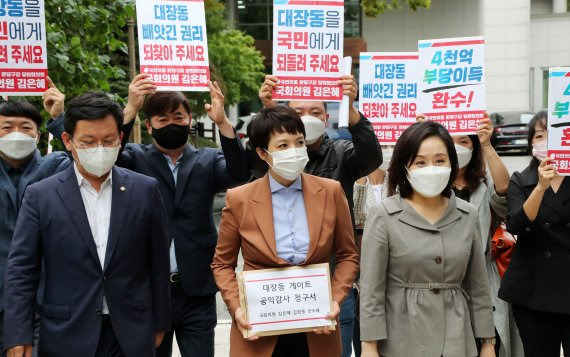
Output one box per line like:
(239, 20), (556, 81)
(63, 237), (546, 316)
(43, 77), (65, 118)
(312, 301), (339, 335)
(537, 157), (558, 191)
(124, 74), (157, 123)
(234, 307), (259, 341)
(259, 75), (279, 109)
(476, 113), (493, 146)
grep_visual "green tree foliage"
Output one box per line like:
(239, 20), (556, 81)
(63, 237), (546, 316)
(16, 0), (264, 150)
(361, 0), (431, 18)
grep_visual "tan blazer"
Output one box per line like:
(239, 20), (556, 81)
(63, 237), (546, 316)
(211, 173), (359, 357)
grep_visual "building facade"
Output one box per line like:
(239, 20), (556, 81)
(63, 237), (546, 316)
(232, 0), (570, 114)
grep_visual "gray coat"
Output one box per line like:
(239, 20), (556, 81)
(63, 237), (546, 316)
(470, 175), (523, 357)
(360, 193), (495, 357)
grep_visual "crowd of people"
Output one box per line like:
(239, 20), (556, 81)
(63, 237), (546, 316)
(0, 71), (568, 357)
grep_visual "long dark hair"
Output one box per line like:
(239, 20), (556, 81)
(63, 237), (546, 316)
(527, 110), (548, 166)
(388, 121), (458, 198)
(461, 135), (487, 192)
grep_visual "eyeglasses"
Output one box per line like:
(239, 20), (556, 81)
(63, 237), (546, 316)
(72, 138), (120, 151)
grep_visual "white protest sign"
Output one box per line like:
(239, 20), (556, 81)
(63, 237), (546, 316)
(272, 0), (344, 102)
(547, 68), (570, 176)
(359, 52), (419, 144)
(0, 0), (48, 96)
(238, 263), (335, 338)
(418, 36), (485, 135)
(136, 0), (210, 91)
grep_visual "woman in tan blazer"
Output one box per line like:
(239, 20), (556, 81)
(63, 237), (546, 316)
(212, 106), (359, 357)
(359, 122), (496, 357)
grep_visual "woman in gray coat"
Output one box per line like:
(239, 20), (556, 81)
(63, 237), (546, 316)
(360, 122), (496, 357)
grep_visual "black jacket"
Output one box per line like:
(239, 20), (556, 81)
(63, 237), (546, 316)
(47, 118), (251, 298)
(498, 161), (570, 314)
(249, 113), (383, 223)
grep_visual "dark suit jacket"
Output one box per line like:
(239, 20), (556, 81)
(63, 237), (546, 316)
(0, 150), (71, 311)
(47, 117), (251, 298)
(499, 162), (570, 314)
(117, 123), (250, 297)
(4, 166), (171, 356)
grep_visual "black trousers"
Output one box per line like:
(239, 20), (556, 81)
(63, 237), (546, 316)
(513, 304), (570, 357)
(94, 315), (125, 357)
(156, 283), (217, 357)
(271, 333), (310, 357)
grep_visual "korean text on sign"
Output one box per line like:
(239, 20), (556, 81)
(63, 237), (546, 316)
(0, 0), (47, 96)
(136, 0), (210, 91)
(547, 68), (570, 176)
(359, 52), (419, 144)
(417, 36), (486, 135)
(272, 0), (344, 101)
(238, 264), (334, 338)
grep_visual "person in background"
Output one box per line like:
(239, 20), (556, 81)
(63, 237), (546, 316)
(259, 74), (382, 357)
(360, 121), (496, 357)
(212, 105), (359, 357)
(499, 111), (570, 357)
(0, 80), (73, 355)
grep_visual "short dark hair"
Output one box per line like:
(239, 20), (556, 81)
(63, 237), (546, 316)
(64, 91), (123, 136)
(527, 110), (547, 165)
(0, 101), (43, 128)
(143, 91), (191, 120)
(247, 106), (306, 150)
(462, 135), (486, 192)
(388, 121), (458, 198)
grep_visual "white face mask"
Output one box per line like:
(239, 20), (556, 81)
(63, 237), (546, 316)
(407, 166), (451, 198)
(265, 147), (309, 181)
(532, 140), (547, 162)
(301, 115), (326, 145)
(0, 132), (37, 160)
(454, 144), (473, 169)
(380, 149), (393, 171)
(73, 145), (120, 177)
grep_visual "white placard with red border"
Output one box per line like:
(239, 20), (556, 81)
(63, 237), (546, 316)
(272, 0), (344, 101)
(417, 36), (486, 135)
(238, 263), (335, 338)
(547, 67), (570, 176)
(136, 0), (210, 92)
(359, 52), (419, 144)
(0, 0), (48, 96)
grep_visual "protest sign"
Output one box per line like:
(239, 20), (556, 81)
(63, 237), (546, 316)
(136, 0), (210, 91)
(359, 52), (418, 144)
(0, 0), (48, 96)
(238, 263), (335, 338)
(418, 36), (485, 135)
(547, 68), (570, 176)
(272, 0), (344, 102)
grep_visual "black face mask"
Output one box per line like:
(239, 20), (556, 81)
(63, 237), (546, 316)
(151, 123), (190, 149)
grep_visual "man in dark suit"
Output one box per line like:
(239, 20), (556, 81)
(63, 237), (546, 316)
(46, 76), (250, 356)
(0, 86), (72, 354)
(4, 92), (171, 357)
(120, 79), (250, 357)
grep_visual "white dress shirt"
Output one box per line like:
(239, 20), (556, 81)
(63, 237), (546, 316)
(74, 164), (112, 314)
(268, 174), (310, 265)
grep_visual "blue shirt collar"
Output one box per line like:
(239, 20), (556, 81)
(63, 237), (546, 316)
(268, 173), (303, 193)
